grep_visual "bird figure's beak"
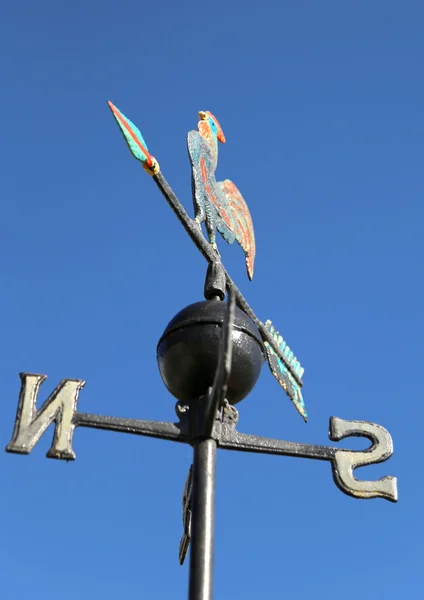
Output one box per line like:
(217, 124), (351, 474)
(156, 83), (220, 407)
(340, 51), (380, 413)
(198, 110), (226, 144)
(217, 128), (226, 144)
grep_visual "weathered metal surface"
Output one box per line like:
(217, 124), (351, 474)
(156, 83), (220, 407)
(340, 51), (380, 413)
(329, 417), (398, 501)
(204, 286), (236, 436)
(5, 373), (189, 460)
(6, 373), (85, 459)
(152, 171), (303, 383)
(108, 104), (305, 415)
(5, 373), (398, 502)
(75, 413), (186, 444)
(179, 292), (236, 570)
(204, 261), (226, 302)
(157, 299), (264, 406)
(2, 101), (399, 600)
(107, 101), (160, 174)
(179, 465), (193, 565)
(218, 416), (398, 502)
(187, 110), (255, 280)
(264, 321), (307, 421)
(188, 438), (217, 600)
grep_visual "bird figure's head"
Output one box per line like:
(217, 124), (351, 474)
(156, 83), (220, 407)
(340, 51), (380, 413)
(198, 111), (226, 144)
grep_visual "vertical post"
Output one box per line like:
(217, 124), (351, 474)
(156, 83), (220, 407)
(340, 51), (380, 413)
(186, 264), (230, 599)
(188, 438), (217, 600)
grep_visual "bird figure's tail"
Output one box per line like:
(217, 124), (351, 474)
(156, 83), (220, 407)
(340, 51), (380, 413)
(217, 180), (256, 279)
(263, 320), (307, 421)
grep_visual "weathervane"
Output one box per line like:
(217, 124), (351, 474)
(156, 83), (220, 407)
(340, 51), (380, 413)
(5, 103), (397, 600)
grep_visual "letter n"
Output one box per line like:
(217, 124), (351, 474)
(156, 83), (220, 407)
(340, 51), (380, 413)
(6, 373), (85, 460)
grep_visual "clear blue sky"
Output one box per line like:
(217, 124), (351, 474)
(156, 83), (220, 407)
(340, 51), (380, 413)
(1, 1), (422, 598)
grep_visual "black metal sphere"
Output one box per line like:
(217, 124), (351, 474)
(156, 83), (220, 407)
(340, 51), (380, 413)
(157, 300), (265, 405)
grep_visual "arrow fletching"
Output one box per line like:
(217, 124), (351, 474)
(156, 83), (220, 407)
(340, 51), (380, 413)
(108, 101), (155, 169)
(264, 320), (307, 422)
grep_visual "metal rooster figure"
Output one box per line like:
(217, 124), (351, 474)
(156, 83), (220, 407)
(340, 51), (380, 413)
(187, 111), (256, 280)
(108, 102), (307, 421)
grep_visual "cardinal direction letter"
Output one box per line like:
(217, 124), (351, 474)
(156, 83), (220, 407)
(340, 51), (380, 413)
(6, 373), (85, 460)
(329, 417), (398, 502)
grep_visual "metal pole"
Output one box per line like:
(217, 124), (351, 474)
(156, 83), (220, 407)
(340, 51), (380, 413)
(188, 437), (217, 600)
